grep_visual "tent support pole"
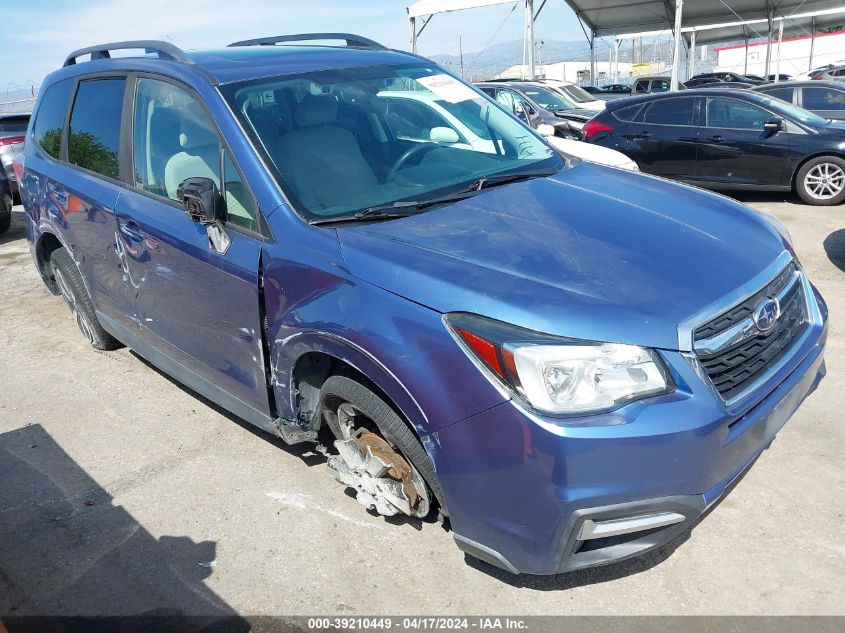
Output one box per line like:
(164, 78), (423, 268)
(688, 29), (696, 80)
(809, 17), (816, 70)
(764, 10), (774, 76)
(670, 0), (684, 91)
(526, 0), (536, 80)
(409, 15), (417, 52)
(743, 27), (749, 75)
(590, 30), (596, 86)
(774, 19), (784, 82)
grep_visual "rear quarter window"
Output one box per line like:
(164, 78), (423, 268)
(612, 104), (644, 122)
(32, 79), (74, 159)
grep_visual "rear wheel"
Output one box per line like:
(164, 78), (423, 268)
(795, 156), (845, 206)
(50, 248), (121, 351)
(320, 374), (445, 520)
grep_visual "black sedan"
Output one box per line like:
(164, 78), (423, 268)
(689, 72), (768, 85)
(752, 81), (845, 121)
(583, 89), (845, 205)
(0, 167), (12, 234)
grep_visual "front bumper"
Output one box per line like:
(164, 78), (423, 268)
(430, 293), (827, 576)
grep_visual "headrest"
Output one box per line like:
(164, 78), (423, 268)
(294, 94), (339, 127)
(179, 104), (219, 150)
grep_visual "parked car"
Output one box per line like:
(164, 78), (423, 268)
(582, 85), (601, 94)
(20, 36), (827, 576)
(793, 63), (845, 81)
(475, 81), (593, 139)
(631, 76), (674, 94)
(689, 71), (767, 85)
(0, 113), (30, 200)
(767, 73), (792, 82)
(599, 83), (632, 93)
(752, 81), (845, 121)
(0, 165), (11, 233)
(693, 81), (756, 90)
(811, 64), (845, 81)
(584, 89), (845, 205)
(536, 78), (606, 111)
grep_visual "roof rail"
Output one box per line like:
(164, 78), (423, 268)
(228, 33), (387, 50)
(64, 40), (195, 67)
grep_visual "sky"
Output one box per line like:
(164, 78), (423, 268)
(0, 0), (586, 92)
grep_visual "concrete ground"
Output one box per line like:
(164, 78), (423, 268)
(1, 192), (843, 618)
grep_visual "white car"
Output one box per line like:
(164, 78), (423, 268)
(536, 79), (605, 112)
(537, 124), (638, 171)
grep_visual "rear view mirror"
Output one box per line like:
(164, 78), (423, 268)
(763, 118), (783, 134)
(537, 123), (556, 137)
(178, 177), (225, 225)
(430, 127), (460, 144)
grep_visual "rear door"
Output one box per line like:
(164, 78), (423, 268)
(622, 96), (699, 180)
(696, 96), (789, 187)
(113, 75), (271, 423)
(799, 85), (845, 120)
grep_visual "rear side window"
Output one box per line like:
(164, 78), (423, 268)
(634, 80), (649, 94)
(69, 78), (126, 179)
(803, 87), (845, 111)
(706, 97), (769, 129)
(761, 87), (794, 103)
(33, 79), (74, 159)
(613, 104), (644, 122)
(642, 98), (695, 125)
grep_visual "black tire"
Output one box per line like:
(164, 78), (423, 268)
(50, 248), (121, 351)
(320, 374), (447, 518)
(795, 156), (845, 206)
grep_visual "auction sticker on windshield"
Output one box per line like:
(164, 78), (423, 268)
(417, 74), (479, 103)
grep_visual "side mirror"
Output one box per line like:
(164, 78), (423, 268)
(537, 123), (556, 137)
(430, 126), (460, 144)
(177, 177), (225, 225)
(763, 118), (783, 134)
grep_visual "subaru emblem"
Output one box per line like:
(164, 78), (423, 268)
(753, 298), (781, 332)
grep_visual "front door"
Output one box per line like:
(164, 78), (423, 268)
(696, 96), (789, 187)
(114, 76), (271, 423)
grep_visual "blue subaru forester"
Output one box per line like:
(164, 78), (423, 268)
(18, 35), (827, 575)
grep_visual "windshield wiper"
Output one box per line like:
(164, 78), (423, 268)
(308, 169), (558, 226)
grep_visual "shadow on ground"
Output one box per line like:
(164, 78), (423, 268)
(0, 424), (250, 631)
(823, 229), (845, 273)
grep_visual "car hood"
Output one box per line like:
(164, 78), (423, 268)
(553, 109), (595, 122)
(337, 163), (788, 350)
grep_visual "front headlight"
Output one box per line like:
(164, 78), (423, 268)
(445, 313), (672, 416)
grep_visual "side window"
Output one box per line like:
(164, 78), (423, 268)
(706, 98), (770, 130)
(67, 79), (125, 179)
(33, 79), (74, 159)
(763, 87), (794, 103)
(223, 152), (258, 232)
(642, 98), (696, 125)
(495, 90), (517, 113)
(133, 77), (221, 202)
(651, 80), (670, 93)
(613, 104), (644, 122)
(634, 80), (648, 94)
(803, 87), (845, 111)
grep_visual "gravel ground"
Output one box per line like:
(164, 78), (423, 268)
(1, 192), (843, 618)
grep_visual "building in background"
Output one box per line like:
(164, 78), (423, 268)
(494, 60), (637, 85)
(715, 29), (845, 77)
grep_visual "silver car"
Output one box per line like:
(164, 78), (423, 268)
(0, 114), (29, 200)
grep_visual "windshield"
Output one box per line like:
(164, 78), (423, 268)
(557, 84), (595, 103)
(753, 93), (830, 126)
(221, 65), (561, 221)
(521, 86), (573, 112)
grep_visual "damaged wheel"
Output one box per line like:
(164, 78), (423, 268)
(51, 248), (121, 351)
(320, 374), (445, 520)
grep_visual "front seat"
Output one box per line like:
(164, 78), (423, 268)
(164, 104), (221, 200)
(275, 94), (379, 212)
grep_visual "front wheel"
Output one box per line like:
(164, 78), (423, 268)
(795, 156), (845, 206)
(50, 248), (121, 351)
(320, 374), (446, 520)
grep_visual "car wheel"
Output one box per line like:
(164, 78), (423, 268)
(795, 156), (845, 206)
(320, 374), (446, 520)
(50, 247), (121, 350)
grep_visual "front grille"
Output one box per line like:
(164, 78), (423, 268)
(693, 262), (808, 402)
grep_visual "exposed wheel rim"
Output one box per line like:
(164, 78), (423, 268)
(804, 163), (845, 200)
(324, 400), (431, 518)
(54, 268), (96, 345)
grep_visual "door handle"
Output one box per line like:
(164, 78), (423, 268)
(118, 219), (144, 243)
(708, 135), (724, 143)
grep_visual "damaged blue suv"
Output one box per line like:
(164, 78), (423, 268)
(20, 35), (827, 575)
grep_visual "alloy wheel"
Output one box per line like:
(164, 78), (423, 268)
(804, 162), (845, 201)
(54, 268), (97, 345)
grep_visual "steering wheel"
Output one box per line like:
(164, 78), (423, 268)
(386, 143), (440, 182)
